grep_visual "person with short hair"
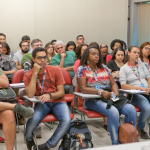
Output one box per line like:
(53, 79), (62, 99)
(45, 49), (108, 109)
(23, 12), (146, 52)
(0, 42), (17, 83)
(66, 41), (76, 51)
(13, 40), (31, 70)
(17, 35), (33, 52)
(45, 42), (56, 65)
(77, 46), (136, 145)
(51, 39), (57, 53)
(24, 47), (71, 150)
(139, 41), (150, 72)
(119, 46), (150, 139)
(0, 33), (14, 58)
(76, 35), (84, 47)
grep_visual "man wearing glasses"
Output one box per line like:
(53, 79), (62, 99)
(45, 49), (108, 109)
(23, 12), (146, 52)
(0, 42), (17, 83)
(13, 40), (31, 70)
(100, 44), (111, 65)
(24, 47), (71, 150)
(76, 35), (85, 47)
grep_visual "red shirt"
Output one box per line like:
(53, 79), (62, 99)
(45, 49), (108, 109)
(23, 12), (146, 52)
(24, 65), (65, 102)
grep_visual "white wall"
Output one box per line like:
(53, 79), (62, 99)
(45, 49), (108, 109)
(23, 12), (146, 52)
(0, 0), (128, 53)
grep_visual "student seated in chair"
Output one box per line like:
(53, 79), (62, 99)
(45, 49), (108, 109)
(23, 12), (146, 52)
(24, 47), (71, 150)
(0, 68), (34, 150)
(77, 46), (136, 145)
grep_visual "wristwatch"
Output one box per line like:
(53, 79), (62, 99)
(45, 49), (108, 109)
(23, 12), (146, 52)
(98, 89), (103, 98)
(48, 93), (52, 99)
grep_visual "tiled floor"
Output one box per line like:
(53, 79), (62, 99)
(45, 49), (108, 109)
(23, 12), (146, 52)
(0, 113), (149, 150)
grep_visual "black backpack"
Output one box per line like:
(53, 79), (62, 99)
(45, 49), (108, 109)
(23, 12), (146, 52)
(0, 87), (16, 103)
(59, 119), (93, 150)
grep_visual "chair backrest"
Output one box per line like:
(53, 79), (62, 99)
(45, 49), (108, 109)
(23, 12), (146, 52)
(12, 69), (24, 83)
(60, 68), (72, 85)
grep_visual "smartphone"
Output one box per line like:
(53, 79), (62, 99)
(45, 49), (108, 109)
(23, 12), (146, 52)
(111, 92), (119, 102)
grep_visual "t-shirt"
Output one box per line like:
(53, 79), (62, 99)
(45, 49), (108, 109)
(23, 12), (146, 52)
(119, 61), (150, 88)
(138, 58), (150, 73)
(77, 65), (111, 89)
(52, 51), (75, 78)
(13, 51), (32, 65)
(24, 65), (65, 102)
(107, 60), (120, 72)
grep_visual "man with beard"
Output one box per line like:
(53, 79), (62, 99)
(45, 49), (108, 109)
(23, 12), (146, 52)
(24, 47), (70, 150)
(0, 42), (17, 83)
(13, 40), (31, 70)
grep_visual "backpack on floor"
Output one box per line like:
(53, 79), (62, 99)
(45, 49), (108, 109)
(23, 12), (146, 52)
(0, 87), (16, 103)
(58, 119), (93, 150)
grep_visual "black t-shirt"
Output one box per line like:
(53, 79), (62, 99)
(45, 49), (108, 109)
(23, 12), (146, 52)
(107, 60), (120, 72)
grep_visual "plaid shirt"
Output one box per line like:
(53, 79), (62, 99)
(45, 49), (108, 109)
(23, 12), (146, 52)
(0, 54), (17, 71)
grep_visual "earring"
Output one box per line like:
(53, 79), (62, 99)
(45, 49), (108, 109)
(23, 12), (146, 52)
(87, 60), (89, 64)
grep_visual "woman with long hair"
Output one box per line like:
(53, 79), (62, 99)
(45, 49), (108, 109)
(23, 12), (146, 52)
(120, 46), (150, 139)
(66, 41), (76, 51)
(45, 42), (56, 65)
(2, 42), (10, 56)
(77, 46), (136, 145)
(139, 41), (150, 72)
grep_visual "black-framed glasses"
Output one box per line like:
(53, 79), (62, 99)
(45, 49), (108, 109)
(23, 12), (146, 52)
(36, 56), (47, 60)
(145, 47), (150, 51)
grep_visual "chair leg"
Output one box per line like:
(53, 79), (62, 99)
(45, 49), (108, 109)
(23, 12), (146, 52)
(14, 134), (17, 150)
(24, 116), (26, 143)
(15, 113), (19, 133)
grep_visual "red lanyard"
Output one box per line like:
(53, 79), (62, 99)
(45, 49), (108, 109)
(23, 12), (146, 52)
(37, 67), (46, 95)
(143, 59), (149, 70)
(127, 61), (141, 80)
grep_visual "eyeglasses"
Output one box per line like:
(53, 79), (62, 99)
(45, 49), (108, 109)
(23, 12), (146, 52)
(22, 45), (29, 47)
(2, 50), (7, 52)
(145, 47), (150, 51)
(78, 38), (84, 40)
(36, 56), (47, 60)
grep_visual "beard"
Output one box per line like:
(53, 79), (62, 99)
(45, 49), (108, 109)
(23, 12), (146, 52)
(21, 49), (29, 53)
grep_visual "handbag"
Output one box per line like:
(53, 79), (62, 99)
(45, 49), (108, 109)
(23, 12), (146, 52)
(95, 88), (129, 109)
(119, 122), (140, 143)
(0, 87), (16, 103)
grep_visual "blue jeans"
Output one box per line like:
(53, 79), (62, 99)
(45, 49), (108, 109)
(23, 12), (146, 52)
(131, 94), (150, 130)
(25, 102), (71, 148)
(85, 99), (136, 145)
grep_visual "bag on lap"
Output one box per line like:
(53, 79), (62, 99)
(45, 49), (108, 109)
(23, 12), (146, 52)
(0, 87), (16, 103)
(118, 122), (140, 143)
(58, 119), (93, 150)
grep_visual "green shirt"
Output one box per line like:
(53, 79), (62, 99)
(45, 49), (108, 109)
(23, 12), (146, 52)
(52, 51), (75, 78)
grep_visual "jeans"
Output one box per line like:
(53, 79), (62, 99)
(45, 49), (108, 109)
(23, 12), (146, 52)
(131, 94), (150, 130)
(25, 102), (71, 148)
(85, 99), (136, 145)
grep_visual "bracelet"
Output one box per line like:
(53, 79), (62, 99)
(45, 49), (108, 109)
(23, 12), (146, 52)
(98, 89), (103, 97)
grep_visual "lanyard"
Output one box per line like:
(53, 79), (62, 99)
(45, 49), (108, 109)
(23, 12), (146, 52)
(37, 67), (46, 95)
(127, 61), (141, 81)
(143, 59), (149, 70)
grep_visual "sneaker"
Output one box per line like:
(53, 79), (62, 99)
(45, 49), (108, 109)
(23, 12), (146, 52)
(32, 143), (49, 150)
(26, 138), (35, 150)
(139, 128), (149, 139)
(34, 125), (42, 138)
(0, 136), (5, 143)
(13, 103), (34, 118)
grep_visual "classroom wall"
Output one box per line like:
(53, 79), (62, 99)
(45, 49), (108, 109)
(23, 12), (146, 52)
(0, 0), (128, 53)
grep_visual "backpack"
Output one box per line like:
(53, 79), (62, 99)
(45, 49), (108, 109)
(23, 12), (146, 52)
(59, 119), (93, 150)
(0, 87), (16, 103)
(118, 122), (140, 144)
